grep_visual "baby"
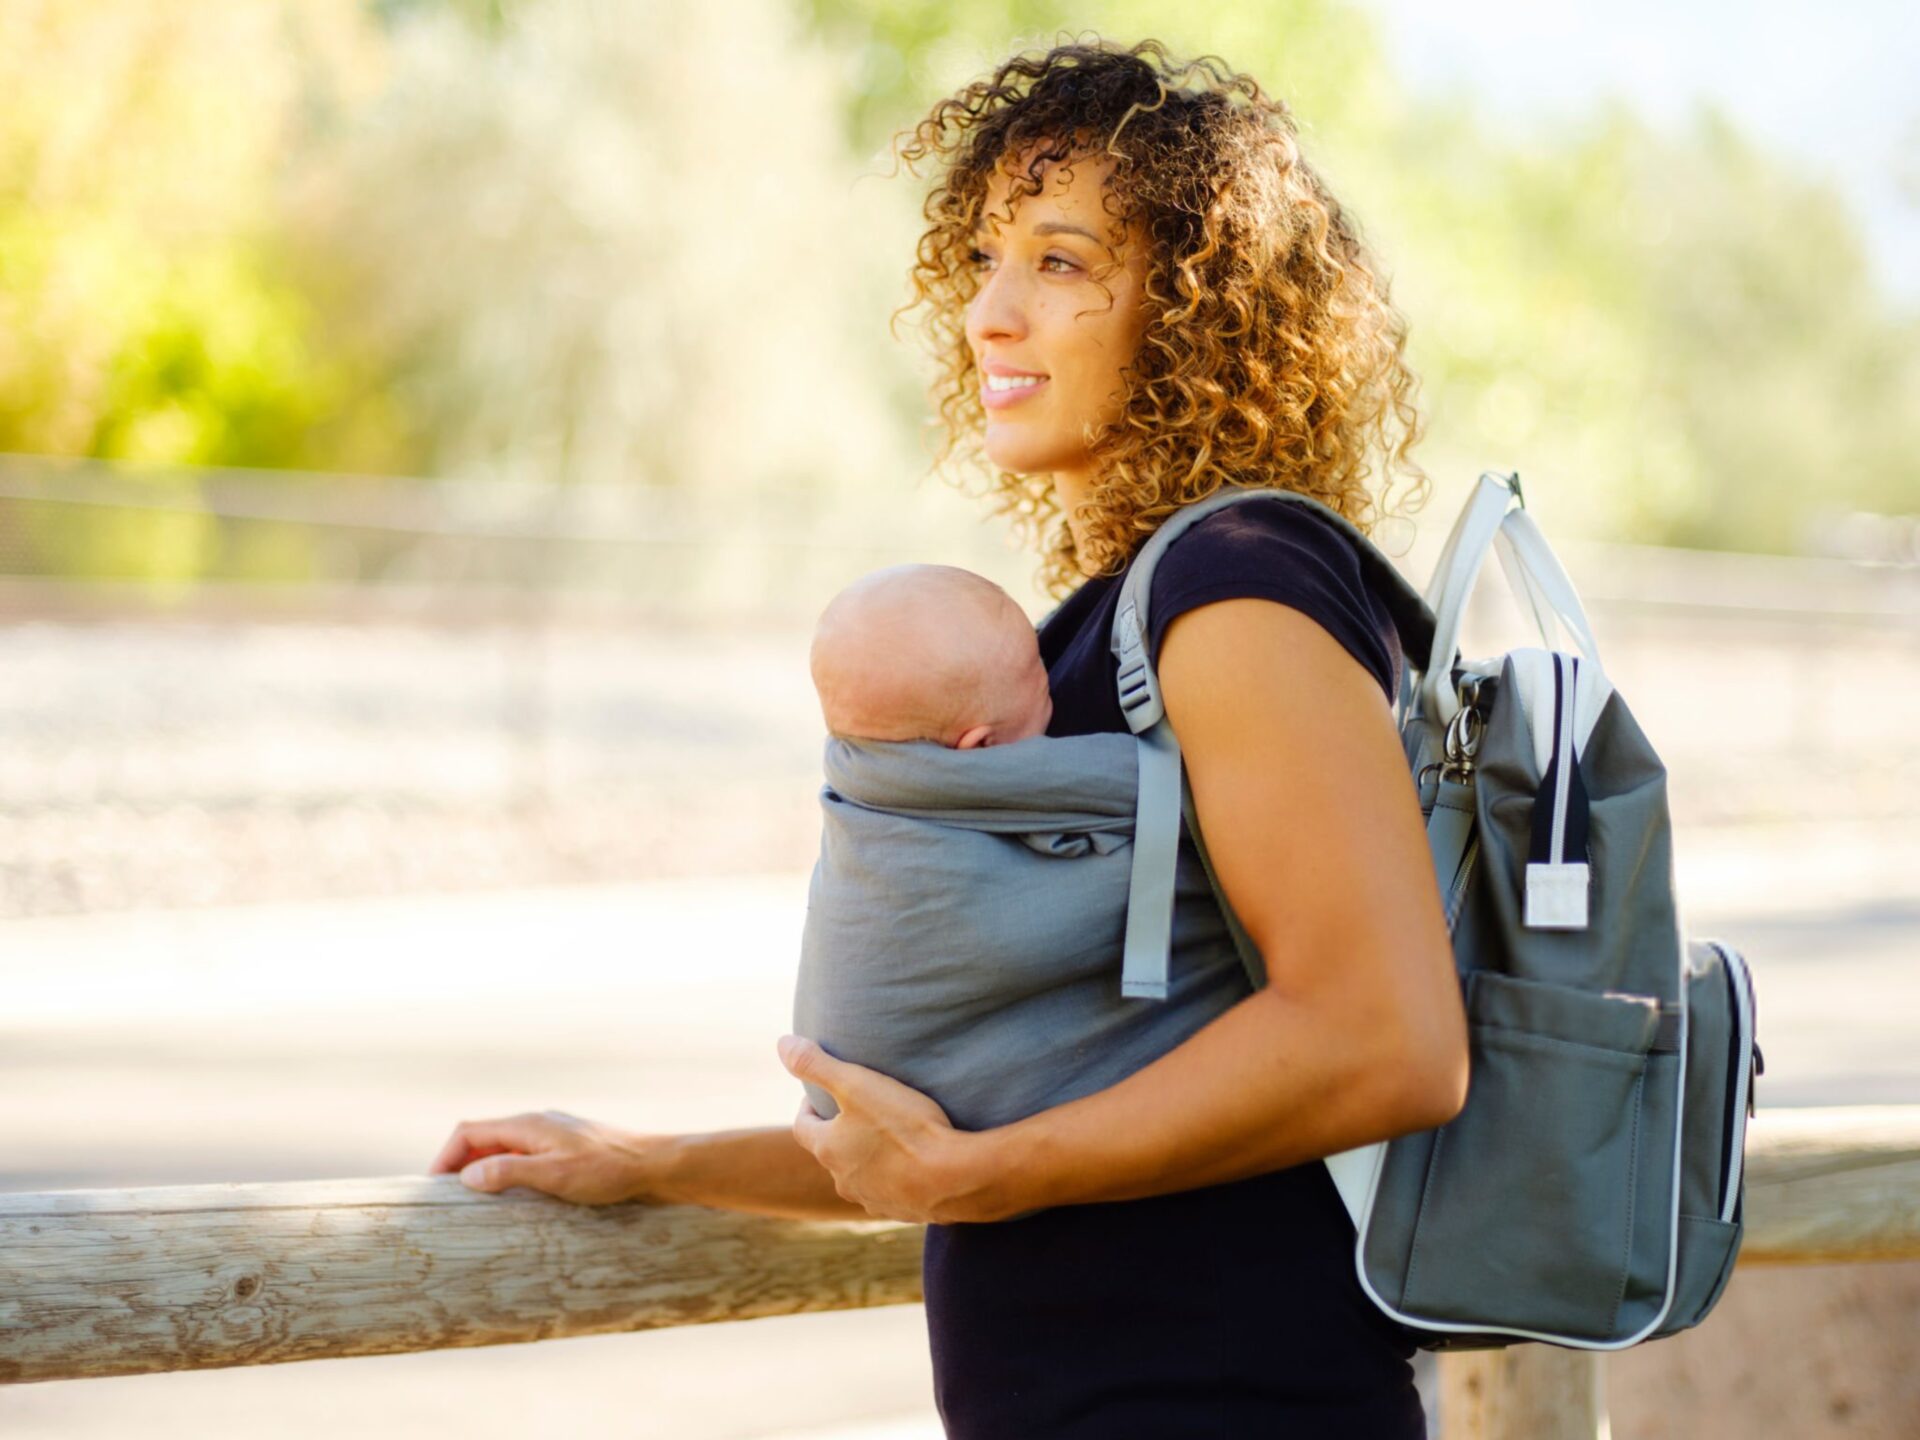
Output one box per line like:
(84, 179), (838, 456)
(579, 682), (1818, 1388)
(795, 563), (1238, 1147)
(809, 563), (1053, 748)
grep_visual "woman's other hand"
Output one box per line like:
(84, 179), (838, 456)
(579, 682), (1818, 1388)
(427, 1109), (657, 1206)
(778, 1035), (996, 1225)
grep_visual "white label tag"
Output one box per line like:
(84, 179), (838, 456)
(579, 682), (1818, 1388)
(1525, 861), (1590, 929)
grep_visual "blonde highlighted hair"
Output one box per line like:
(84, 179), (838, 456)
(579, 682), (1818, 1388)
(890, 36), (1431, 599)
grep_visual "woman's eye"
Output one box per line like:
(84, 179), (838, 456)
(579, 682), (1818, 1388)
(965, 249), (1077, 274)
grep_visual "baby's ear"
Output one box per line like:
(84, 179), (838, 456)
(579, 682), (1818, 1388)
(954, 724), (995, 750)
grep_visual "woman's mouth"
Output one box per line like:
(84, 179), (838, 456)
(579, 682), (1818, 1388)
(982, 373), (1048, 409)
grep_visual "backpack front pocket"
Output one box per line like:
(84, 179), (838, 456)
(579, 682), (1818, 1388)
(1396, 970), (1662, 1340)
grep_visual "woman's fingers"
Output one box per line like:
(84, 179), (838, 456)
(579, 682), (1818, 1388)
(791, 1096), (831, 1159)
(792, 1098), (869, 1214)
(426, 1112), (558, 1175)
(427, 1110), (655, 1206)
(777, 1045), (972, 1222)
(458, 1151), (551, 1193)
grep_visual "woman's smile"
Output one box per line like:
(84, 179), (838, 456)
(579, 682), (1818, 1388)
(982, 372), (1049, 408)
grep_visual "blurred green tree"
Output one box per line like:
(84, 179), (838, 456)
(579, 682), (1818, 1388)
(0, 0), (413, 580)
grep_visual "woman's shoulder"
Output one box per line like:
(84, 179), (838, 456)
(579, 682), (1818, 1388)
(1144, 492), (1399, 702)
(1155, 491), (1362, 576)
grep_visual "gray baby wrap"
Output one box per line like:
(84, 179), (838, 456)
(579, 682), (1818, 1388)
(791, 730), (1257, 1132)
(789, 486), (1435, 1155)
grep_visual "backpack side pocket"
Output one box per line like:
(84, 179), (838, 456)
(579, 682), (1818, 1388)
(1396, 970), (1664, 1340)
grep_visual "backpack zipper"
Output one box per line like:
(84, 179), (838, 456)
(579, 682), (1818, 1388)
(1706, 938), (1757, 1223)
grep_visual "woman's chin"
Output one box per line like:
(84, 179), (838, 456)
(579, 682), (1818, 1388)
(980, 432), (1063, 477)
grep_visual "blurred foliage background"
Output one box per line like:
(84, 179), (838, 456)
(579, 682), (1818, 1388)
(2, 0), (1915, 585)
(2, 12), (1915, 1435)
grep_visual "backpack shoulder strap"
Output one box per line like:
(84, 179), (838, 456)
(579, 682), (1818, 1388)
(1105, 486), (1439, 1002)
(1110, 486), (1437, 734)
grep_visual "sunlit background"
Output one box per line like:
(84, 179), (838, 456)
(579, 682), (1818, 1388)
(2, 1), (1915, 1436)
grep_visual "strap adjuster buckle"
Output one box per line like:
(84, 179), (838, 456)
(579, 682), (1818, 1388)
(1112, 603), (1164, 733)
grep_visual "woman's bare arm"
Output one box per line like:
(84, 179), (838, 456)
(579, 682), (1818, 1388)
(644, 1124), (874, 1221)
(429, 1111), (871, 1222)
(936, 597), (1470, 1221)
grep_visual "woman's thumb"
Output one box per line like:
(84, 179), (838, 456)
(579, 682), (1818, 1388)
(778, 1035), (841, 1092)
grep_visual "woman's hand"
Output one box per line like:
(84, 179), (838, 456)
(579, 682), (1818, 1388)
(427, 1109), (658, 1206)
(778, 1035), (995, 1225)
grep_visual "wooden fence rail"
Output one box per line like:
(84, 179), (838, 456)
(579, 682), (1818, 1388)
(4, 1106), (1917, 1436)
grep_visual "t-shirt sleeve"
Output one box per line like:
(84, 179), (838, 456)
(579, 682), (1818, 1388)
(1144, 496), (1400, 703)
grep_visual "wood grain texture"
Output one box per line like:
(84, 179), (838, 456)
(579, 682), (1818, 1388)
(1439, 1349), (1607, 1440)
(0, 1106), (1913, 1390)
(1741, 1105), (1920, 1265)
(0, 1176), (923, 1384)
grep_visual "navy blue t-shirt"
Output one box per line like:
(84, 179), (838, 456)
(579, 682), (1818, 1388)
(920, 494), (1426, 1438)
(1038, 493), (1402, 733)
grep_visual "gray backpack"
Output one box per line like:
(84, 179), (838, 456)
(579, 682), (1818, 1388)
(1111, 473), (1762, 1350)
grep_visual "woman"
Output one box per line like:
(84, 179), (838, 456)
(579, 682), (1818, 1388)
(430, 38), (1469, 1437)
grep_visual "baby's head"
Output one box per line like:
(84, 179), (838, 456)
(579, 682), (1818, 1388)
(810, 564), (1052, 749)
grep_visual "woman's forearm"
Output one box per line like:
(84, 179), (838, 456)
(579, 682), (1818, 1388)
(640, 1124), (874, 1222)
(968, 970), (1466, 1221)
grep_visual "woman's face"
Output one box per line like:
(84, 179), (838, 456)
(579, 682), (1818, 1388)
(964, 148), (1151, 491)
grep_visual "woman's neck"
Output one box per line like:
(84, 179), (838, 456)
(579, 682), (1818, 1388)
(1050, 470), (1103, 577)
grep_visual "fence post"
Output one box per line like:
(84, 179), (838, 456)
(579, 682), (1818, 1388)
(1439, 1349), (1608, 1440)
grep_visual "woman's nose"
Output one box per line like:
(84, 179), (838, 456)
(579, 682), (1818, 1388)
(965, 265), (1029, 348)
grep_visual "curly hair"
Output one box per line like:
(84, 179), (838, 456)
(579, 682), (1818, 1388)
(888, 35), (1432, 600)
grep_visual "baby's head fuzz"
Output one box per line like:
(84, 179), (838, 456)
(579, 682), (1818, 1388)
(811, 564), (1052, 748)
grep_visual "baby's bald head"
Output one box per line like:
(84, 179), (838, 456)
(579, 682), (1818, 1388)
(810, 564), (1052, 748)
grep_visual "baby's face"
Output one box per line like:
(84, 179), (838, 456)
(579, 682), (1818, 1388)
(811, 565), (1053, 748)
